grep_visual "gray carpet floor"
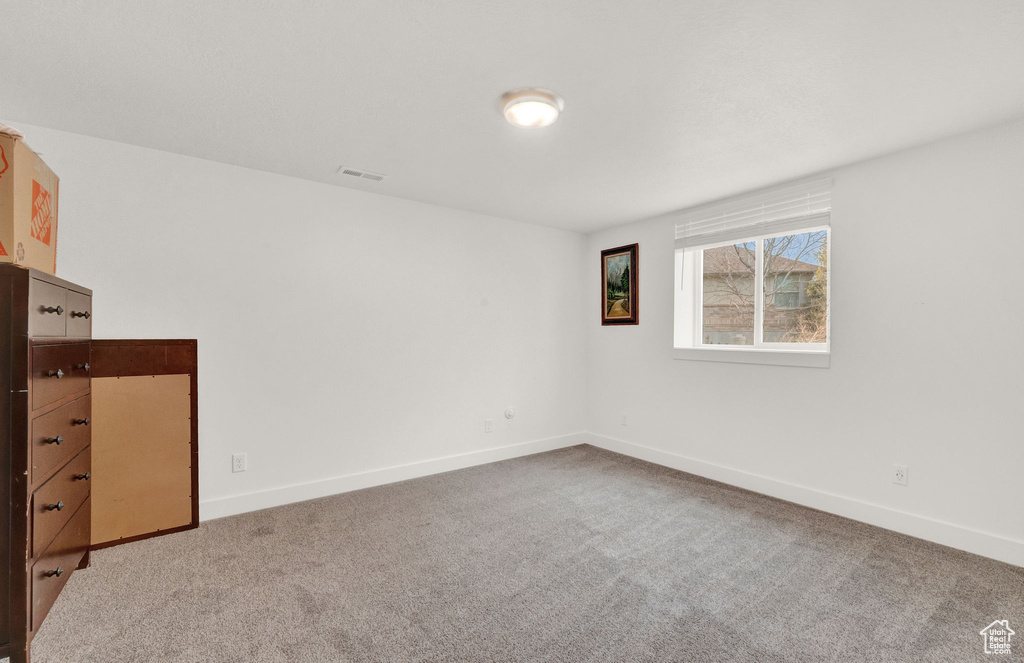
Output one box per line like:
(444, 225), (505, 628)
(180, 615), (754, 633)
(20, 444), (1024, 662)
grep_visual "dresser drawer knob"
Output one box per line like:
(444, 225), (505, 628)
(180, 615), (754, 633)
(71, 311), (91, 319)
(45, 567), (64, 578)
(45, 501), (65, 512)
(42, 305), (64, 315)
(48, 368), (64, 379)
(73, 418), (90, 426)
(75, 363), (91, 373)
(74, 472), (91, 481)
(45, 435), (63, 445)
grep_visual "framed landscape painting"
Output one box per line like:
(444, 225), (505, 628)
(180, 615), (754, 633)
(601, 243), (638, 325)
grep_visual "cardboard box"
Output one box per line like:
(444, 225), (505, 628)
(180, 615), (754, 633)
(0, 135), (59, 274)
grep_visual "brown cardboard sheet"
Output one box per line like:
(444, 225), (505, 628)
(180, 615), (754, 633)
(90, 374), (192, 545)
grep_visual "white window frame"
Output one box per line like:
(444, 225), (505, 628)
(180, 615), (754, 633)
(674, 225), (830, 368)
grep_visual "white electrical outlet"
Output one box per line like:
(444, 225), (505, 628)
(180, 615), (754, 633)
(893, 464), (908, 486)
(232, 453), (247, 473)
(484, 419), (493, 433)
(621, 413), (628, 426)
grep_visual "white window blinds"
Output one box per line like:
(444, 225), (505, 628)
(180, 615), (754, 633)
(674, 178), (832, 249)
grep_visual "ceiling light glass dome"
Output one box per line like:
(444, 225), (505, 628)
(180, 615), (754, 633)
(501, 89), (564, 128)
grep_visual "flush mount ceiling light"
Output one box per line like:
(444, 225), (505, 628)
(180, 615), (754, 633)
(501, 88), (564, 128)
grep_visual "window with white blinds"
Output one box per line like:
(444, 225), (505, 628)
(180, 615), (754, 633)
(674, 178), (832, 249)
(673, 178), (832, 367)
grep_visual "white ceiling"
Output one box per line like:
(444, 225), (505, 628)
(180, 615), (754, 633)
(3, 1), (1024, 233)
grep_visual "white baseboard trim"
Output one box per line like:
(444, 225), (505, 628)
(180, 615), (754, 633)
(200, 433), (587, 522)
(584, 433), (1024, 568)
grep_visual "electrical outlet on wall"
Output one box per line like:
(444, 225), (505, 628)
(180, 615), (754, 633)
(232, 453), (247, 473)
(621, 413), (628, 426)
(484, 419), (493, 433)
(892, 464), (908, 486)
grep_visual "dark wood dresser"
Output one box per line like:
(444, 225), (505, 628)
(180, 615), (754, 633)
(1, 265), (93, 663)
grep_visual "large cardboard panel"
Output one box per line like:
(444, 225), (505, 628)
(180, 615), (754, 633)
(0, 136), (59, 273)
(90, 374), (192, 545)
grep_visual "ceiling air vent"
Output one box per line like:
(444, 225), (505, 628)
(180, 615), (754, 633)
(337, 166), (387, 183)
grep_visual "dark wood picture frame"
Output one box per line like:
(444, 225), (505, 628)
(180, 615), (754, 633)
(601, 243), (639, 325)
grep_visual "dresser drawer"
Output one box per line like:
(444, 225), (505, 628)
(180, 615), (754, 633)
(31, 395), (91, 487)
(29, 278), (68, 338)
(66, 290), (93, 339)
(32, 448), (91, 557)
(32, 343), (91, 410)
(31, 497), (90, 633)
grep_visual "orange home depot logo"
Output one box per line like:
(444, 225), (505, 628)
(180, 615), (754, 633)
(0, 241), (7, 257)
(31, 179), (53, 246)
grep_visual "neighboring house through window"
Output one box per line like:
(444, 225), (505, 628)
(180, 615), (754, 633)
(673, 179), (831, 366)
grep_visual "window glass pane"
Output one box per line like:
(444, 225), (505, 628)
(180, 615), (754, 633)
(702, 242), (755, 345)
(763, 231), (828, 343)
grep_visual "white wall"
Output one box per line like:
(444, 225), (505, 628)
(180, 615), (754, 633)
(585, 117), (1024, 566)
(19, 117), (1024, 566)
(19, 124), (588, 519)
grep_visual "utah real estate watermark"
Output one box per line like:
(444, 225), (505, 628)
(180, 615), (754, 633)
(980, 620), (1015, 655)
